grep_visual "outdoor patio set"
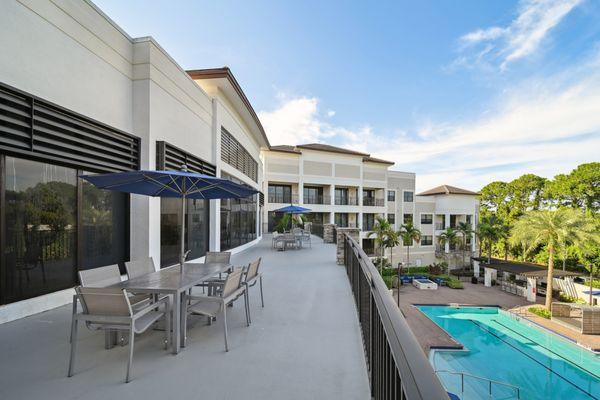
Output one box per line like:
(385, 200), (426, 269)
(271, 228), (312, 250)
(68, 252), (265, 382)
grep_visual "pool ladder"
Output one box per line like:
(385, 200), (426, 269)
(435, 369), (521, 399)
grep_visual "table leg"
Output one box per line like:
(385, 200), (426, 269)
(173, 292), (180, 354)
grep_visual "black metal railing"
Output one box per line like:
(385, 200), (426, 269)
(312, 223), (324, 239)
(363, 198), (385, 207)
(268, 194), (298, 204)
(335, 196), (359, 205)
(303, 195), (331, 205)
(343, 234), (448, 400)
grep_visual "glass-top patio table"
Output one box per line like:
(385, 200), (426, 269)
(111, 262), (232, 354)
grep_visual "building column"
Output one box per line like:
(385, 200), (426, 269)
(445, 212), (450, 253)
(329, 211), (335, 224)
(209, 98), (221, 251)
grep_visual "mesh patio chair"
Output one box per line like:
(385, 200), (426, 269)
(182, 268), (249, 351)
(194, 252), (232, 295)
(243, 258), (264, 324)
(68, 286), (171, 382)
(125, 257), (156, 279)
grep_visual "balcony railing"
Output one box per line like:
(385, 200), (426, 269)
(435, 223), (445, 230)
(342, 234), (448, 399)
(268, 194), (298, 204)
(304, 195), (331, 205)
(363, 198), (385, 207)
(335, 196), (359, 206)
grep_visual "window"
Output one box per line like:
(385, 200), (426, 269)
(268, 185), (292, 203)
(420, 214), (433, 225)
(388, 214), (395, 224)
(334, 187), (349, 205)
(403, 191), (414, 202)
(466, 215), (472, 224)
(421, 235), (433, 246)
(387, 190), (395, 202)
(403, 214), (413, 224)
(160, 198), (209, 268)
(363, 189), (375, 206)
(363, 214), (375, 231)
(362, 239), (375, 256)
(303, 186), (323, 204)
(220, 128), (258, 182)
(335, 213), (348, 227)
(220, 173), (257, 250)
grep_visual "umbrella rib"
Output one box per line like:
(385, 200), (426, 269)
(153, 175), (182, 196)
(141, 173), (181, 196)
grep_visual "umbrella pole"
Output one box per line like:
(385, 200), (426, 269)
(180, 194), (186, 272)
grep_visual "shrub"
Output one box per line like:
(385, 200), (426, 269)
(558, 293), (586, 304)
(529, 306), (551, 319)
(381, 267), (397, 277)
(584, 279), (600, 289)
(405, 266), (429, 274)
(450, 268), (474, 277)
(447, 278), (463, 289)
(373, 257), (391, 269)
(382, 274), (394, 289)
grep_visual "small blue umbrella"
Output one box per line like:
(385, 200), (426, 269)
(273, 205), (311, 214)
(81, 168), (258, 270)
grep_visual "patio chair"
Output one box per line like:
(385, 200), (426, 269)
(182, 268), (249, 351)
(243, 258), (264, 324)
(68, 286), (171, 383)
(125, 257), (156, 279)
(194, 251), (232, 295)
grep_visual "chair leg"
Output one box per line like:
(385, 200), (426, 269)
(260, 276), (265, 308)
(105, 330), (112, 350)
(68, 319), (78, 377)
(165, 301), (171, 350)
(182, 299), (188, 348)
(126, 328), (135, 383)
(69, 296), (77, 343)
(244, 289), (251, 326)
(222, 306), (229, 352)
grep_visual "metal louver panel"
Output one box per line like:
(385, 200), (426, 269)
(0, 82), (139, 172)
(220, 127), (258, 182)
(156, 141), (216, 176)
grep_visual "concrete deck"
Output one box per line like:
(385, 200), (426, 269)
(0, 236), (370, 400)
(394, 282), (543, 354)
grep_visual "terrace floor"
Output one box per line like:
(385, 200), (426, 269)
(0, 236), (370, 400)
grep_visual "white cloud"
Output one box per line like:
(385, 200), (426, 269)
(326, 110), (336, 117)
(458, 0), (583, 69)
(258, 57), (600, 192)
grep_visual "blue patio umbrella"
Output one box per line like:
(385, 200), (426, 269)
(273, 205), (311, 214)
(81, 168), (258, 270)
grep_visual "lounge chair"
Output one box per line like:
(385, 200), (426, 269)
(182, 269), (249, 351)
(68, 286), (170, 382)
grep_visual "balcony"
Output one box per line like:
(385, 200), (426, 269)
(0, 237), (371, 399)
(362, 198), (384, 207)
(268, 194), (298, 204)
(303, 194), (331, 205)
(334, 196), (359, 206)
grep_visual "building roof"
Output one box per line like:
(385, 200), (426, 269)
(417, 185), (479, 196)
(479, 258), (582, 277)
(296, 143), (370, 156)
(269, 145), (301, 154)
(267, 143), (394, 165)
(187, 67), (270, 148)
(362, 156), (395, 165)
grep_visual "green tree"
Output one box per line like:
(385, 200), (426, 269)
(456, 222), (473, 267)
(510, 209), (597, 310)
(476, 215), (503, 263)
(385, 229), (401, 271)
(546, 162), (600, 212)
(368, 216), (392, 273)
(438, 227), (460, 271)
(398, 222), (421, 272)
(575, 215), (600, 304)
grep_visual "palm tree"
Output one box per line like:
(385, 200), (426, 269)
(510, 208), (597, 310)
(399, 222), (421, 272)
(368, 216), (391, 273)
(438, 227), (460, 272)
(456, 222), (473, 268)
(385, 229), (401, 271)
(476, 215), (502, 263)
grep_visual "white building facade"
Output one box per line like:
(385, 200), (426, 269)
(0, 0), (268, 322)
(263, 146), (479, 267)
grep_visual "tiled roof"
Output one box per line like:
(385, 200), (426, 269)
(417, 185), (479, 196)
(363, 156), (394, 165)
(296, 143), (370, 156)
(269, 145), (301, 154)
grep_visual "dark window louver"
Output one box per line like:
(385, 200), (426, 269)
(156, 141), (216, 176)
(259, 192), (264, 206)
(220, 128), (258, 182)
(0, 82), (139, 172)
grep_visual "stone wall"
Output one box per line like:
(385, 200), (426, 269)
(336, 228), (360, 265)
(323, 224), (336, 243)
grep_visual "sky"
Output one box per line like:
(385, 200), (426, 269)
(95, 0), (600, 192)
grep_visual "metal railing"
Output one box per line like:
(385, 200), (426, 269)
(363, 198), (385, 207)
(335, 196), (359, 205)
(343, 234), (449, 399)
(435, 370), (520, 399)
(268, 194), (298, 204)
(303, 195), (331, 205)
(312, 223), (324, 239)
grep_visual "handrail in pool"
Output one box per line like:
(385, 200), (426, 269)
(435, 369), (521, 399)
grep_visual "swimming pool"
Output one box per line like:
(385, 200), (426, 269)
(418, 305), (600, 400)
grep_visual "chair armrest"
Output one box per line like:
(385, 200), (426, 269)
(133, 295), (170, 319)
(184, 294), (223, 304)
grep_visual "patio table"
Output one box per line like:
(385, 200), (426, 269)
(111, 262), (232, 354)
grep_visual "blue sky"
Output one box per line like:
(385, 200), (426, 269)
(96, 0), (600, 191)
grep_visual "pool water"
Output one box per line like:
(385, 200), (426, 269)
(418, 306), (600, 400)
